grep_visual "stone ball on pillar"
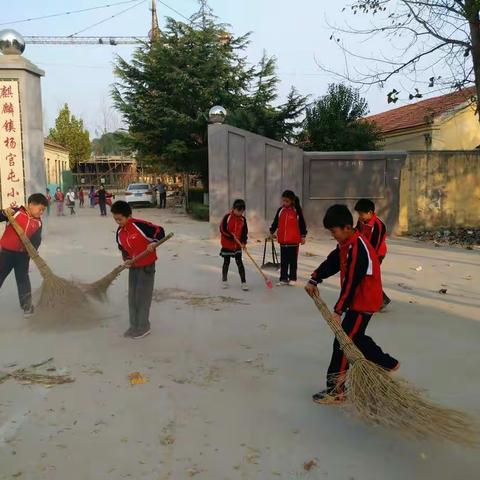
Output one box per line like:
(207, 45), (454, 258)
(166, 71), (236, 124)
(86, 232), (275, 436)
(0, 29), (26, 55)
(209, 105), (227, 124)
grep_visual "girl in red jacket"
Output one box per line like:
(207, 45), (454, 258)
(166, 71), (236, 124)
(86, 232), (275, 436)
(220, 199), (248, 291)
(269, 190), (307, 286)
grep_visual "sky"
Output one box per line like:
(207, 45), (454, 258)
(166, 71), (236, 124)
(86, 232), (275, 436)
(1, 0), (447, 137)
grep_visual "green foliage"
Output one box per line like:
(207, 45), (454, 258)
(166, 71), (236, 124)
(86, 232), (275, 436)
(49, 104), (91, 168)
(91, 131), (131, 156)
(188, 202), (209, 221)
(112, 4), (307, 186)
(188, 187), (204, 204)
(298, 84), (383, 151)
(227, 53), (308, 142)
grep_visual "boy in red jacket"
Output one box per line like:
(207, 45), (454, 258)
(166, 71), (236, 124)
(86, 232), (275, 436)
(269, 190), (307, 286)
(354, 199), (391, 309)
(111, 200), (165, 339)
(305, 204), (399, 405)
(220, 199), (248, 291)
(0, 193), (48, 317)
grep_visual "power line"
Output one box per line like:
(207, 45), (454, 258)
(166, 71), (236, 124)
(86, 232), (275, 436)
(69, 0), (146, 37)
(0, 0), (140, 27)
(157, 0), (191, 22)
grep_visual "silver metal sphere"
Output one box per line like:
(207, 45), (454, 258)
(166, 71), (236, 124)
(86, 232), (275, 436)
(209, 105), (227, 124)
(0, 29), (25, 55)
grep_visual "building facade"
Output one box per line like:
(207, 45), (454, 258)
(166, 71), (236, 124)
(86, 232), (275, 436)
(44, 138), (70, 192)
(368, 87), (480, 151)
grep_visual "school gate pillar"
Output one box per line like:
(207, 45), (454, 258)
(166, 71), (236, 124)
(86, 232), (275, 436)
(0, 30), (46, 209)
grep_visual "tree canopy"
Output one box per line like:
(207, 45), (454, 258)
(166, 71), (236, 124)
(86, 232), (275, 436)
(323, 1), (480, 116)
(112, 6), (307, 186)
(49, 104), (91, 168)
(298, 84), (383, 151)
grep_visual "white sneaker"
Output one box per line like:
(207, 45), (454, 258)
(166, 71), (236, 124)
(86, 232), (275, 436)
(289, 280), (297, 286)
(222, 281), (229, 289)
(241, 283), (249, 291)
(276, 281), (290, 286)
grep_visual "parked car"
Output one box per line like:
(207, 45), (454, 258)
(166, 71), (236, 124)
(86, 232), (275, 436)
(124, 183), (155, 207)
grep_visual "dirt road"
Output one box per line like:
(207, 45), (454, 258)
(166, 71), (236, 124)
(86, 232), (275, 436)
(0, 207), (479, 479)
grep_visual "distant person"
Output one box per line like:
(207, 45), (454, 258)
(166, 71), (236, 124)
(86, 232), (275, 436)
(156, 180), (167, 209)
(354, 199), (390, 310)
(54, 187), (65, 216)
(219, 199), (249, 291)
(78, 187), (85, 208)
(97, 185), (107, 216)
(0, 193), (48, 317)
(89, 186), (96, 208)
(111, 200), (165, 339)
(66, 188), (76, 215)
(269, 190), (307, 286)
(45, 188), (52, 217)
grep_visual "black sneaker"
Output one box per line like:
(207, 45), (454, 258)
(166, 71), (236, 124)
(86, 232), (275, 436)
(123, 326), (136, 338)
(23, 306), (34, 318)
(312, 389), (345, 405)
(132, 327), (151, 339)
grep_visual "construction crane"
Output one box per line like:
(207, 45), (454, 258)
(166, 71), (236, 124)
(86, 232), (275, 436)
(23, 36), (147, 45)
(23, 0), (159, 46)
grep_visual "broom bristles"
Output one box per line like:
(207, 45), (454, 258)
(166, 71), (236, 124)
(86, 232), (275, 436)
(341, 359), (479, 446)
(81, 265), (124, 302)
(310, 293), (479, 446)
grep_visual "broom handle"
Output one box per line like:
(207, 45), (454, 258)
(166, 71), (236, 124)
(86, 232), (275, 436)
(308, 291), (364, 363)
(122, 232), (174, 270)
(4, 208), (54, 279)
(233, 236), (270, 283)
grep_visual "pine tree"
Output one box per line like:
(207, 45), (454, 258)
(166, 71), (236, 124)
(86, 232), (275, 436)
(112, 3), (306, 187)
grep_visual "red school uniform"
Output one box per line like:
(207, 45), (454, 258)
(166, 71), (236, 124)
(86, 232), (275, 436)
(116, 217), (165, 267)
(309, 230), (383, 314)
(269, 205), (307, 245)
(219, 212), (248, 252)
(0, 207), (42, 252)
(356, 213), (387, 259)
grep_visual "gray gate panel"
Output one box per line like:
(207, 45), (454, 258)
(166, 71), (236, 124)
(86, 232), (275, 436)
(308, 158), (386, 199)
(227, 132), (246, 204)
(265, 144), (283, 224)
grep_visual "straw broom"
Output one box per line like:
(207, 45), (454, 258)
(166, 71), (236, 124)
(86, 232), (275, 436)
(82, 232), (174, 301)
(4, 208), (88, 313)
(309, 291), (479, 446)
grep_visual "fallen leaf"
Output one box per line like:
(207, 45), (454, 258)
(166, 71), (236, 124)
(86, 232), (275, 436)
(128, 372), (148, 385)
(304, 459), (317, 471)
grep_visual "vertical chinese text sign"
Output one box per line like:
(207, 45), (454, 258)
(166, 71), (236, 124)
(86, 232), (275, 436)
(0, 80), (25, 209)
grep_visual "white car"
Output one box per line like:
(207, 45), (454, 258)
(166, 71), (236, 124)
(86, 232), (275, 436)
(124, 183), (155, 207)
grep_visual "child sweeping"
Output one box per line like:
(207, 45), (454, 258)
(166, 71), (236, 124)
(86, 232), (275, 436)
(219, 199), (249, 291)
(269, 190), (307, 286)
(305, 204), (399, 405)
(0, 193), (48, 317)
(354, 199), (391, 310)
(111, 200), (165, 339)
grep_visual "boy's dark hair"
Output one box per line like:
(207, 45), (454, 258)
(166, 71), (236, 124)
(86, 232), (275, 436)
(354, 198), (375, 213)
(323, 204), (353, 229)
(111, 200), (132, 217)
(232, 199), (246, 211)
(28, 193), (48, 207)
(282, 189), (302, 212)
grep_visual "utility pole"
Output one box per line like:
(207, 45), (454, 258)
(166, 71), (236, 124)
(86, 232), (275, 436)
(149, 0), (160, 42)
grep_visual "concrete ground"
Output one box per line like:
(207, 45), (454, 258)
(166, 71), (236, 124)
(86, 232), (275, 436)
(0, 206), (479, 480)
